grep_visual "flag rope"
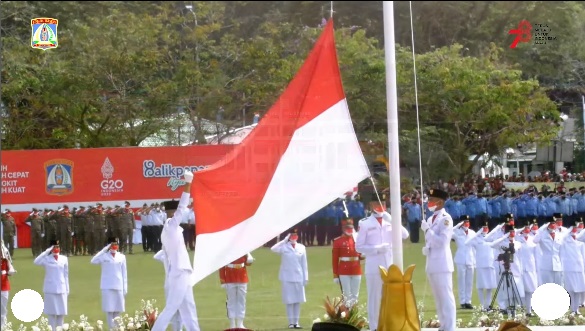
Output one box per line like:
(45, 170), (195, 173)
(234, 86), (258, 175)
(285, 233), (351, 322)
(409, 0), (429, 307)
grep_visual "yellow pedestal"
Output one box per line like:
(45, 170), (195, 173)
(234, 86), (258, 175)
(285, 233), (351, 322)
(377, 264), (420, 331)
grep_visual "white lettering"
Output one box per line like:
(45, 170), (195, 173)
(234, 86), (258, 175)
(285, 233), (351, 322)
(1, 165), (7, 171)
(1, 171), (30, 179)
(143, 160), (209, 179)
(1, 186), (26, 194)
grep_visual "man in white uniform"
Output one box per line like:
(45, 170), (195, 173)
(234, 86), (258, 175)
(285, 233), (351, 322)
(421, 189), (456, 331)
(533, 221), (564, 286)
(356, 193), (409, 331)
(452, 215), (475, 309)
(153, 250), (183, 331)
(151, 170), (200, 331)
(560, 226), (585, 315)
(1, 240), (16, 328)
(515, 222), (538, 317)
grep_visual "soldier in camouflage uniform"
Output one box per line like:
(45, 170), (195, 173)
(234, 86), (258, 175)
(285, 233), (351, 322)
(45, 209), (59, 249)
(122, 201), (135, 254)
(1, 210), (16, 257)
(25, 208), (44, 256)
(108, 206), (124, 251)
(57, 205), (73, 256)
(73, 206), (87, 255)
(84, 206), (96, 255)
(91, 203), (107, 254)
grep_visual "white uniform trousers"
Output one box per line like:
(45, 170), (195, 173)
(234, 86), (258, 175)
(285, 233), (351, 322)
(339, 275), (361, 306)
(428, 272), (456, 331)
(152, 272), (200, 331)
(456, 264), (474, 305)
(365, 274), (383, 330)
(225, 283), (247, 319)
(164, 282), (182, 331)
(539, 270), (563, 286)
(1, 291), (8, 328)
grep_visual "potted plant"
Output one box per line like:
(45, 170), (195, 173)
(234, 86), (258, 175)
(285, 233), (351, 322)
(311, 296), (368, 331)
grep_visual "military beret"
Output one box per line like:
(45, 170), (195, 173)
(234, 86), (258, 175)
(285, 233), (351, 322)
(50, 240), (59, 246)
(428, 189), (448, 201)
(553, 213), (562, 218)
(125, 201), (130, 206)
(460, 215), (470, 221)
(108, 237), (119, 244)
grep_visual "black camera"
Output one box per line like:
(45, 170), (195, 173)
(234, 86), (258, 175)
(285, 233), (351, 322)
(497, 241), (516, 271)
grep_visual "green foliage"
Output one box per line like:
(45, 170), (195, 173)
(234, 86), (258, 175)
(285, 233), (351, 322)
(0, 1), (578, 183)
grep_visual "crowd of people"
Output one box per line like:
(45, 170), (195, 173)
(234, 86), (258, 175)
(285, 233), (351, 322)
(3, 172), (585, 331)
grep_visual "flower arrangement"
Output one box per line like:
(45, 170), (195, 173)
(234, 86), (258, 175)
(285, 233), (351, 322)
(2, 300), (160, 331)
(311, 296), (368, 330)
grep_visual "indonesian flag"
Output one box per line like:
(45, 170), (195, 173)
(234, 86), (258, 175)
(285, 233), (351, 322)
(190, 19), (370, 285)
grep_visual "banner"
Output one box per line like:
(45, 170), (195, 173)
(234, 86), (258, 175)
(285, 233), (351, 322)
(2, 145), (234, 248)
(1, 145), (233, 211)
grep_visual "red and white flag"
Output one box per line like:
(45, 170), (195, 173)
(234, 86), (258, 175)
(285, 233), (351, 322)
(190, 20), (370, 284)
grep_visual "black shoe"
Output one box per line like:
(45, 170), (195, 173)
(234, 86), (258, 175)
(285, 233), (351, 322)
(526, 313), (534, 317)
(465, 303), (473, 309)
(461, 304), (466, 309)
(294, 325), (303, 329)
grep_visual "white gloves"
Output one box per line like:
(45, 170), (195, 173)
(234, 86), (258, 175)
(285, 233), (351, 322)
(44, 246), (53, 255)
(333, 278), (340, 284)
(454, 221), (464, 229)
(377, 243), (390, 254)
(184, 170), (194, 184)
(104, 229), (108, 233)
(421, 221), (430, 232)
(221, 284), (227, 289)
(284, 233), (291, 241)
(71, 232), (74, 236)
(41, 233), (45, 238)
(246, 253), (254, 264)
(422, 247), (429, 256)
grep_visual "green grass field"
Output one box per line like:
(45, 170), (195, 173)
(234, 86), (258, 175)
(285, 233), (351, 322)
(1, 238), (512, 330)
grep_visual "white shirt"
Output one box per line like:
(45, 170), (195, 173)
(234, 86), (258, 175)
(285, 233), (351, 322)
(423, 209), (454, 274)
(452, 227), (476, 267)
(465, 233), (495, 269)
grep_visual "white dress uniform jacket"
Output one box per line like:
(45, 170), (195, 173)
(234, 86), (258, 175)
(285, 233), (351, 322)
(533, 227), (564, 286)
(91, 251), (128, 292)
(34, 254), (69, 317)
(465, 232), (497, 288)
(355, 212), (409, 275)
(152, 192), (200, 331)
(516, 234), (538, 293)
(422, 208), (456, 331)
(560, 234), (585, 293)
(452, 226), (476, 306)
(356, 212), (408, 331)
(271, 239), (308, 285)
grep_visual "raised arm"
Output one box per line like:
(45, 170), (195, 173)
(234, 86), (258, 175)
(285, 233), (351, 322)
(153, 250), (165, 263)
(91, 244), (111, 264)
(34, 246), (53, 266)
(400, 224), (409, 239)
(270, 234), (291, 254)
(426, 217), (454, 249)
(168, 171), (193, 228)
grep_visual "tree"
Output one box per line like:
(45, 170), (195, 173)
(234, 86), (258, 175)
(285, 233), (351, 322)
(397, 43), (560, 179)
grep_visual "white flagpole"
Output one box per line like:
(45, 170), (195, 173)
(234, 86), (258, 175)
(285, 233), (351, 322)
(382, 1), (403, 272)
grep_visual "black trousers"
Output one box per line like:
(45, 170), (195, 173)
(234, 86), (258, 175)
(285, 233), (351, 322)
(408, 221), (421, 243)
(141, 226), (148, 251)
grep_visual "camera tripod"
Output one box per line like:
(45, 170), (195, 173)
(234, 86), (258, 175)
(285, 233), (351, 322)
(489, 267), (523, 318)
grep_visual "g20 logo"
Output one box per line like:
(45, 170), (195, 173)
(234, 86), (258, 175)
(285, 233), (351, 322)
(101, 179), (124, 190)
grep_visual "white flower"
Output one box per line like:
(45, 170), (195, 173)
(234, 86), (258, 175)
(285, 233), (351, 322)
(340, 312), (346, 318)
(312, 318), (321, 324)
(126, 323), (135, 330)
(62, 324), (69, 331)
(323, 314), (328, 320)
(32, 326), (41, 331)
(96, 321), (103, 326)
